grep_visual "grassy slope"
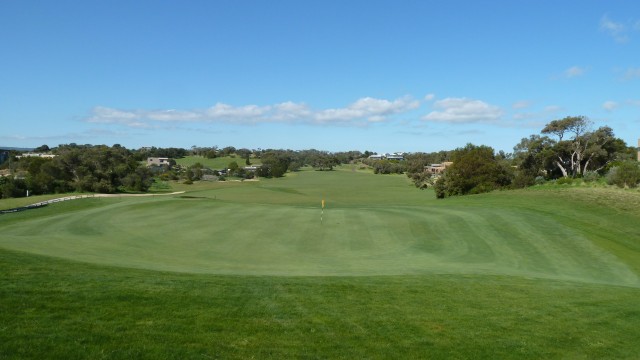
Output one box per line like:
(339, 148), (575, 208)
(1, 168), (638, 284)
(1, 167), (640, 358)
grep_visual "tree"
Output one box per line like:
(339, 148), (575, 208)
(541, 116), (617, 177)
(258, 151), (291, 178)
(227, 161), (239, 171)
(123, 166), (153, 192)
(310, 153), (338, 171)
(34, 144), (50, 152)
(512, 135), (557, 185)
(436, 144), (512, 198)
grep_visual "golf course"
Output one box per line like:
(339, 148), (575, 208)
(2, 167), (640, 358)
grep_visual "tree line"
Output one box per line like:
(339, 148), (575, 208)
(1, 116), (638, 199)
(1, 144), (153, 198)
(0, 145), (367, 198)
(400, 116), (639, 198)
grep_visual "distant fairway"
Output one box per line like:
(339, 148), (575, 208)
(1, 168), (639, 286)
(2, 167), (640, 358)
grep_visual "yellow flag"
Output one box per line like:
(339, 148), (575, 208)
(322, 199), (325, 209)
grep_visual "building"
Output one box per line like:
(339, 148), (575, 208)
(15, 153), (56, 159)
(426, 162), (453, 174)
(386, 153), (405, 161)
(243, 165), (262, 172)
(368, 152), (405, 161)
(147, 157), (171, 166)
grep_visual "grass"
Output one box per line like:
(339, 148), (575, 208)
(1, 167), (640, 358)
(2, 249), (639, 359)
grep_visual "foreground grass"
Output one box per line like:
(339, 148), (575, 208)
(2, 248), (640, 359)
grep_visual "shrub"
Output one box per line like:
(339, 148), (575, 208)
(582, 171), (600, 183)
(556, 177), (574, 185)
(606, 161), (640, 188)
(534, 176), (546, 185)
(511, 173), (535, 189)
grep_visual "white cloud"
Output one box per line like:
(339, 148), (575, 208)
(600, 15), (629, 43)
(622, 67), (640, 81)
(422, 98), (503, 124)
(511, 104), (564, 125)
(564, 66), (587, 78)
(544, 105), (563, 113)
(603, 101), (619, 111)
(315, 96), (419, 124)
(85, 96), (420, 128)
(424, 94), (436, 101)
(512, 100), (532, 109)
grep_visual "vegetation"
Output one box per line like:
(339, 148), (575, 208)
(0, 144), (152, 198)
(1, 168), (640, 358)
(434, 144), (512, 198)
(1, 116), (636, 201)
(606, 160), (640, 188)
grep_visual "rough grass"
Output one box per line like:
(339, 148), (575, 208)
(1, 167), (640, 358)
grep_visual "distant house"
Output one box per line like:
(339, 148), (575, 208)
(426, 162), (453, 174)
(243, 165), (262, 172)
(147, 157), (170, 166)
(16, 153), (56, 159)
(368, 152), (405, 161)
(386, 152), (405, 161)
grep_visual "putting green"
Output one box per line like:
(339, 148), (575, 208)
(1, 168), (638, 287)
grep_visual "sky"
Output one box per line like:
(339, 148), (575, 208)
(1, 0), (639, 153)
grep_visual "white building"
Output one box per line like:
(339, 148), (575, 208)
(147, 157), (170, 166)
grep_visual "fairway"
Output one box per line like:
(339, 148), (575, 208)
(2, 168), (640, 359)
(1, 168), (638, 286)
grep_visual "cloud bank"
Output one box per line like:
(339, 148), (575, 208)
(85, 96), (421, 128)
(422, 98), (503, 124)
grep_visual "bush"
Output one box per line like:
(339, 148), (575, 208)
(511, 173), (535, 189)
(534, 176), (546, 185)
(606, 161), (640, 188)
(582, 171), (600, 183)
(556, 177), (574, 185)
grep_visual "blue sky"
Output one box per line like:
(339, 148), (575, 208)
(1, 0), (639, 153)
